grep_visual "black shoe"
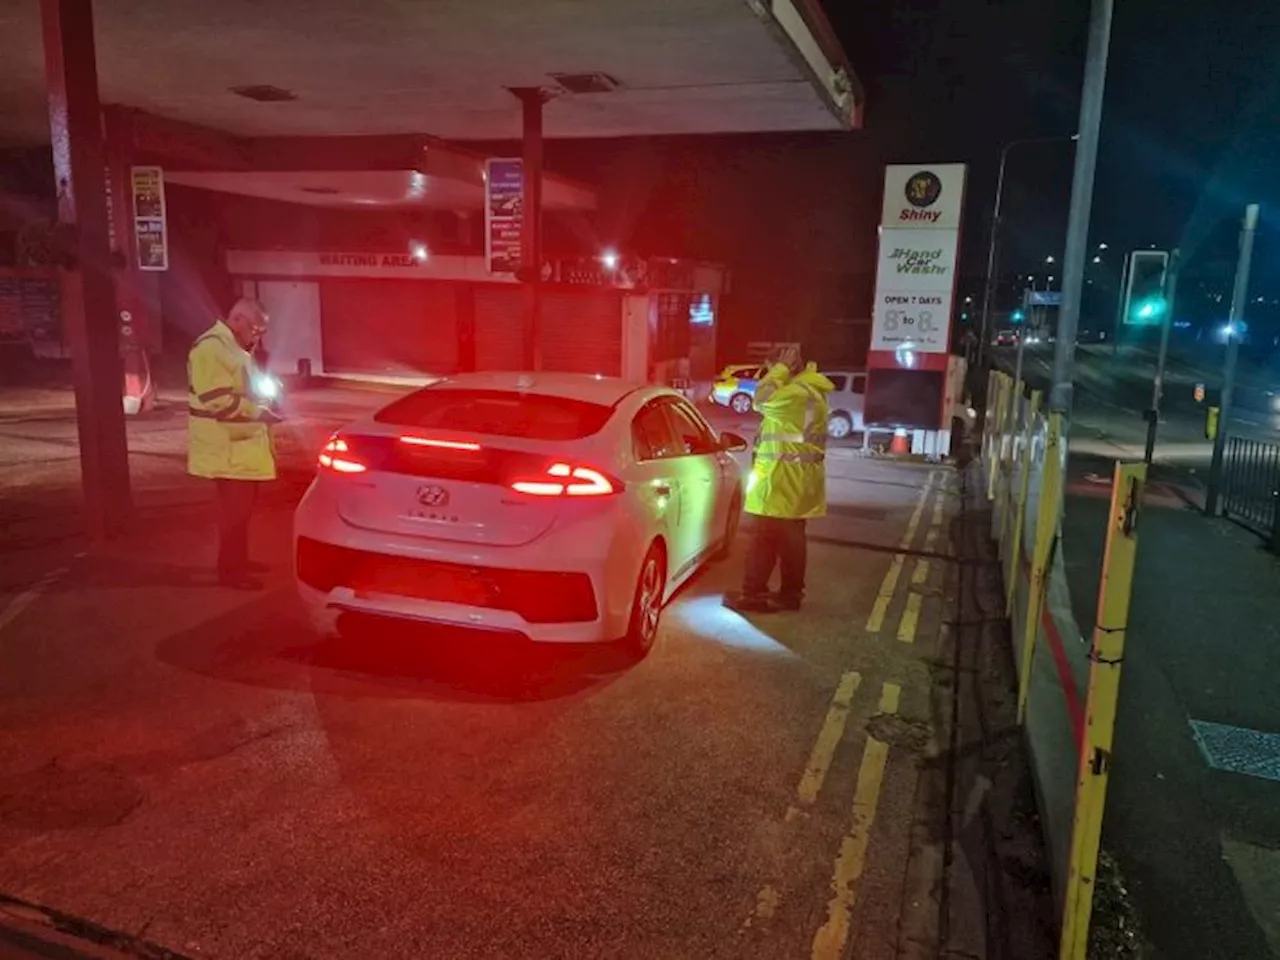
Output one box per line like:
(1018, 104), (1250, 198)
(772, 594), (803, 612)
(724, 593), (777, 614)
(218, 574), (265, 591)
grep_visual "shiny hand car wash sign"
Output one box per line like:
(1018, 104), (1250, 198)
(871, 164), (967, 354)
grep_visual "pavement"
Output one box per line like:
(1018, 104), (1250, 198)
(996, 343), (1280, 958)
(0, 378), (1053, 958)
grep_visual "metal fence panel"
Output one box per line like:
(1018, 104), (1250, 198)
(1222, 435), (1280, 536)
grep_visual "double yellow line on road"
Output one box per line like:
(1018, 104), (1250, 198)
(805, 471), (948, 957)
(810, 681), (902, 960)
(790, 670), (862, 817)
(749, 469), (952, 953)
(867, 470), (947, 644)
(746, 675), (905, 940)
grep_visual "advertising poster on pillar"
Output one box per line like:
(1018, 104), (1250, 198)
(485, 158), (523, 275)
(869, 228), (959, 353)
(130, 166), (168, 271)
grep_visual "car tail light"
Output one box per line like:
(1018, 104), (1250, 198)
(399, 435), (481, 452)
(510, 462), (619, 497)
(317, 435), (368, 474)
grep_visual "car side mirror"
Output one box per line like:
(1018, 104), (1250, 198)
(720, 431), (749, 453)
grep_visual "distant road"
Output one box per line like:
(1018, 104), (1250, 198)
(993, 344), (1280, 479)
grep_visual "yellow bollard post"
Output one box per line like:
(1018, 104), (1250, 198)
(1059, 460), (1146, 960)
(997, 380), (1023, 567)
(987, 373), (1006, 502)
(998, 373), (1014, 464)
(1017, 412), (1063, 724)
(1000, 376), (1018, 495)
(984, 369), (996, 459)
(1006, 390), (1041, 615)
(985, 368), (999, 470)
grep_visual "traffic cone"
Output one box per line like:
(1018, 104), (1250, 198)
(121, 348), (155, 415)
(889, 428), (910, 455)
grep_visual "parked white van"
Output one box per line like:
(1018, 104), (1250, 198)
(821, 370), (867, 440)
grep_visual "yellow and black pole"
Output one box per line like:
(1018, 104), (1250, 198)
(1059, 460), (1145, 960)
(1017, 412), (1063, 724)
(984, 368), (998, 479)
(987, 372), (1007, 503)
(1007, 389), (1041, 615)
(997, 377), (1024, 571)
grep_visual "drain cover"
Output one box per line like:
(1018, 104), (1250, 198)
(1190, 719), (1280, 782)
(827, 504), (888, 521)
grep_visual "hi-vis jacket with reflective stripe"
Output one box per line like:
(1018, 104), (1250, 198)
(745, 362), (834, 518)
(187, 320), (276, 481)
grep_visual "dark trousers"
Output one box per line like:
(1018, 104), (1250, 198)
(742, 516), (807, 602)
(215, 479), (259, 579)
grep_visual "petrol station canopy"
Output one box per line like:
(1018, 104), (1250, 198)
(0, 0), (860, 150)
(0, 0), (861, 540)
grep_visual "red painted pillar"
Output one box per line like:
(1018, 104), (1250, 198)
(41, 0), (132, 539)
(513, 88), (549, 371)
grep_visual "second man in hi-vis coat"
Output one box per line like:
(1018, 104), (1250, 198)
(725, 345), (832, 613)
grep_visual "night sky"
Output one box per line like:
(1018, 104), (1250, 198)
(3, 0), (1277, 349)
(548, 0), (1280, 351)
(828, 0), (1280, 287)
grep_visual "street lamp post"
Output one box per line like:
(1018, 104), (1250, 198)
(1048, 0), (1115, 417)
(1143, 247), (1180, 464)
(1205, 204), (1261, 516)
(976, 134), (1079, 379)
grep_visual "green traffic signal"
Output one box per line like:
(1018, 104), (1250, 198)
(1133, 296), (1167, 321)
(1011, 309), (1025, 324)
(1123, 251), (1170, 326)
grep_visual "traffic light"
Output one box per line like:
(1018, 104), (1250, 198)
(1011, 309), (1025, 324)
(1123, 250), (1169, 326)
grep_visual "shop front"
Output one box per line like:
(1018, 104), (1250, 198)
(227, 249), (723, 388)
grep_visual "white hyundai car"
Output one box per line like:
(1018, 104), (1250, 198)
(294, 372), (748, 658)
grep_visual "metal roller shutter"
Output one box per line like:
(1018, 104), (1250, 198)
(539, 289), (622, 376)
(320, 279), (458, 376)
(474, 284), (524, 371)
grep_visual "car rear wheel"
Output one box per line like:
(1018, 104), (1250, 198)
(730, 392), (753, 415)
(828, 411), (852, 440)
(622, 543), (666, 659)
(309, 606), (341, 639)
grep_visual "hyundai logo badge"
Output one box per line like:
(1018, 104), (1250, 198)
(417, 484), (450, 507)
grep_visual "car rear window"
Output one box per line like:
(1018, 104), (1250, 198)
(373, 388), (614, 441)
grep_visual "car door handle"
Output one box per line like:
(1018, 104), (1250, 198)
(654, 482), (672, 497)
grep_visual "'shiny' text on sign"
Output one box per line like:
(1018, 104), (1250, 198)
(898, 208), (942, 223)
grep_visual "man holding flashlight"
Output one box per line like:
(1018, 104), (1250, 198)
(187, 298), (283, 590)
(725, 344), (833, 613)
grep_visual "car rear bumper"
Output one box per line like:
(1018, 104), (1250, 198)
(299, 533), (598, 616)
(298, 582), (612, 643)
(293, 486), (632, 643)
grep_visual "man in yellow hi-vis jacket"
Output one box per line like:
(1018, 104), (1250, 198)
(725, 345), (833, 613)
(188, 299), (282, 589)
